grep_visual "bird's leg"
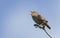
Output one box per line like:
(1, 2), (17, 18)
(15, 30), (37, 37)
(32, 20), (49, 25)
(34, 23), (45, 29)
(42, 25), (45, 29)
(34, 24), (41, 28)
(39, 23), (45, 29)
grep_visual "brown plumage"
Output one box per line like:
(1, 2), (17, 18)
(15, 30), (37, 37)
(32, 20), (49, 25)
(31, 11), (51, 29)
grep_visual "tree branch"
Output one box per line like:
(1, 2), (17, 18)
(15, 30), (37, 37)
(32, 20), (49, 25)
(34, 24), (52, 38)
(43, 29), (52, 38)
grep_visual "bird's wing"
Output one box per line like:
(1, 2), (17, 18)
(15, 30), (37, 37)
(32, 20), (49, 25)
(38, 15), (46, 21)
(37, 15), (51, 29)
(38, 15), (45, 20)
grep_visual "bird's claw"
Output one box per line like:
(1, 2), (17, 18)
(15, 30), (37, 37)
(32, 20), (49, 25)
(34, 24), (38, 28)
(34, 24), (45, 29)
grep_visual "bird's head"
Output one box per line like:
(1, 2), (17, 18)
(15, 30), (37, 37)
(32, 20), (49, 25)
(30, 11), (39, 16)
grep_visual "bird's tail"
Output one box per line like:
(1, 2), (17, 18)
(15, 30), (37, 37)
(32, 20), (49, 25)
(46, 24), (51, 29)
(44, 23), (51, 29)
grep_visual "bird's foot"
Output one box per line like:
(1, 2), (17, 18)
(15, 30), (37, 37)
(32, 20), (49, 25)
(34, 24), (38, 28)
(34, 24), (45, 29)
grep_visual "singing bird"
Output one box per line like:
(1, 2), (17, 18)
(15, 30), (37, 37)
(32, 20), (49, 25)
(30, 11), (51, 29)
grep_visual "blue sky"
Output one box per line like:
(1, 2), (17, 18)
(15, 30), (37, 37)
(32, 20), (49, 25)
(0, 0), (60, 38)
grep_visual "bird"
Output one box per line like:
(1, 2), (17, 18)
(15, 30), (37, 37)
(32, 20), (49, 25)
(30, 11), (51, 29)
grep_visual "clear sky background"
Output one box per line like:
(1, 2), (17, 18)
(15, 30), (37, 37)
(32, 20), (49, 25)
(0, 0), (60, 38)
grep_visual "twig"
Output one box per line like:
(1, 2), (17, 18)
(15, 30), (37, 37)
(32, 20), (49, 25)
(34, 24), (52, 38)
(43, 29), (52, 38)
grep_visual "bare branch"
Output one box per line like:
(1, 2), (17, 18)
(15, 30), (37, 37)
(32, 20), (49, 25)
(43, 29), (52, 38)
